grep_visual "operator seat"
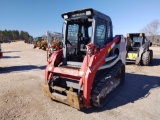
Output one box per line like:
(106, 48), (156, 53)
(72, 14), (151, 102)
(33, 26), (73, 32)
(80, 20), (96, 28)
(133, 42), (140, 47)
(132, 42), (140, 51)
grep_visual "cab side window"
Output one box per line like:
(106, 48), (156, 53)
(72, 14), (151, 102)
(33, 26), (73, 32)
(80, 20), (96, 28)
(107, 22), (112, 43)
(95, 19), (107, 48)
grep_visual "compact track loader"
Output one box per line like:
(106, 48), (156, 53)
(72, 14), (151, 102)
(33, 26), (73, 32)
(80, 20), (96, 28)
(42, 8), (126, 110)
(126, 33), (153, 65)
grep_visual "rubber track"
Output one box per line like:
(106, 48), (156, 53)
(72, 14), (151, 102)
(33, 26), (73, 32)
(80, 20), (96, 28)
(91, 61), (123, 107)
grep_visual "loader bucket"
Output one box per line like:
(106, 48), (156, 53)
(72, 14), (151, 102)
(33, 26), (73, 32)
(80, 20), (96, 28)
(42, 83), (82, 110)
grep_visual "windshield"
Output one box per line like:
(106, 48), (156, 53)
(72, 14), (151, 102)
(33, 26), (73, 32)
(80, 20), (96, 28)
(68, 24), (79, 45)
(66, 21), (92, 54)
(66, 24), (79, 54)
(132, 36), (142, 42)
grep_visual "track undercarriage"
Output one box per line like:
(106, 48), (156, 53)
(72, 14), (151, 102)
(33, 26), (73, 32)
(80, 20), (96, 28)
(92, 61), (125, 107)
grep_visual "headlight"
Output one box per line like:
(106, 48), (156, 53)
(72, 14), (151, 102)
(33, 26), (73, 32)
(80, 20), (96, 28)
(86, 43), (98, 56)
(48, 66), (53, 71)
(64, 15), (68, 19)
(86, 11), (91, 15)
(79, 70), (84, 76)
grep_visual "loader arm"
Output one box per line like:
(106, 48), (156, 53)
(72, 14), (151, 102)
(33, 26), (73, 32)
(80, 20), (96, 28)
(81, 36), (120, 107)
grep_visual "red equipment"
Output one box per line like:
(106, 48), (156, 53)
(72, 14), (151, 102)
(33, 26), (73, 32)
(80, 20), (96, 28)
(42, 8), (126, 110)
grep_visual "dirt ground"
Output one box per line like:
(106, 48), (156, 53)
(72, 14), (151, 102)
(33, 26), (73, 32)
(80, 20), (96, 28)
(0, 41), (160, 120)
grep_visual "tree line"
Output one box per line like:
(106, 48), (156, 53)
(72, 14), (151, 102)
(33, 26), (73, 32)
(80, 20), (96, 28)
(0, 30), (33, 42)
(141, 19), (160, 43)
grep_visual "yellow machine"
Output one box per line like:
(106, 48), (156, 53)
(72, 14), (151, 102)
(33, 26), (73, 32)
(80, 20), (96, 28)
(127, 52), (138, 59)
(33, 40), (41, 49)
(33, 37), (44, 49)
(126, 33), (153, 65)
(40, 40), (48, 50)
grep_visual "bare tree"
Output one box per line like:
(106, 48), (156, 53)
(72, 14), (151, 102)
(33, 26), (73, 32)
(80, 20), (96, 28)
(141, 19), (160, 42)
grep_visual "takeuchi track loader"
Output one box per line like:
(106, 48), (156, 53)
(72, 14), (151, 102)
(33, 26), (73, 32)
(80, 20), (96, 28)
(42, 8), (126, 110)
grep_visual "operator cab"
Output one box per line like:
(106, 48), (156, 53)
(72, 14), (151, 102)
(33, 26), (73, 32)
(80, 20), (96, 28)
(62, 8), (113, 66)
(127, 33), (146, 51)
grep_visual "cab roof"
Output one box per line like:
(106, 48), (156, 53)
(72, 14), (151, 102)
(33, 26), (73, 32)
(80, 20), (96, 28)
(127, 33), (145, 37)
(61, 8), (111, 22)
